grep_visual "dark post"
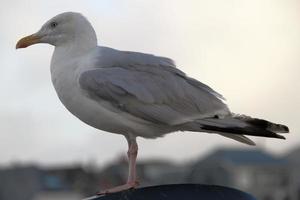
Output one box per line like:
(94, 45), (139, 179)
(83, 184), (257, 200)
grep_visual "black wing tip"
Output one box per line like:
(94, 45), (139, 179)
(274, 134), (286, 140)
(249, 129), (286, 140)
(269, 123), (289, 133)
(233, 115), (290, 134)
(281, 125), (289, 133)
(201, 125), (286, 140)
(248, 142), (256, 146)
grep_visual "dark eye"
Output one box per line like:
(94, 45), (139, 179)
(50, 22), (58, 28)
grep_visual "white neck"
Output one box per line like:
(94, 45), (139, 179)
(52, 42), (97, 66)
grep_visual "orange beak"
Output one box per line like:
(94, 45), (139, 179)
(16, 34), (41, 49)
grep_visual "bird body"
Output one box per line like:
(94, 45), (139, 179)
(51, 42), (230, 139)
(50, 46), (181, 138)
(16, 12), (289, 194)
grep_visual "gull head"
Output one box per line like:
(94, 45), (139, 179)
(16, 12), (97, 49)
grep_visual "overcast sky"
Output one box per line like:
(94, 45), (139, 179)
(0, 0), (299, 167)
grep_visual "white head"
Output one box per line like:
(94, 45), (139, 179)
(16, 12), (97, 50)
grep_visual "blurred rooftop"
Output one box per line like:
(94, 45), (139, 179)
(0, 147), (299, 200)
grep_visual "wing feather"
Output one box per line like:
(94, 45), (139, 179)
(79, 48), (230, 125)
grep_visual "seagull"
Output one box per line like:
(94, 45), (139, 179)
(16, 12), (289, 194)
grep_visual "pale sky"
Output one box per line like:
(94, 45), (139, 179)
(0, 0), (299, 167)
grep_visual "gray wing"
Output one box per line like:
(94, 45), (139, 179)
(79, 50), (230, 125)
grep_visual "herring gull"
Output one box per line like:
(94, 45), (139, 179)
(16, 12), (289, 194)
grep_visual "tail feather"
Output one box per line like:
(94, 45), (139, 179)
(219, 133), (256, 146)
(184, 114), (289, 145)
(200, 123), (286, 139)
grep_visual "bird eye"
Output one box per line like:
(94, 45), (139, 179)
(50, 22), (58, 28)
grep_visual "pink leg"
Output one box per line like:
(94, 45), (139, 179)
(127, 139), (139, 185)
(98, 139), (139, 194)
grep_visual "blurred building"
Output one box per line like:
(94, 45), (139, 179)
(0, 166), (41, 200)
(0, 165), (99, 200)
(187, 149), (291, 200)
(0, 148), (299, 200)
(286, 147), (300, 200)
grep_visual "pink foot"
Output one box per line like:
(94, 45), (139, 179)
(97, 181), (139, 195)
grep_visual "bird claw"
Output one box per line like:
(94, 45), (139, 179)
(97, 181), (139, 195)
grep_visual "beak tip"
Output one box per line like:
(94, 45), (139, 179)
(16, 43), (25, 49)
(16, 34), (41, 50)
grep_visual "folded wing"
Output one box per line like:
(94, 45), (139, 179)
(79, 61), (229, 126)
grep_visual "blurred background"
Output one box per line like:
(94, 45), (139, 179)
(0, 0), (300, 200)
